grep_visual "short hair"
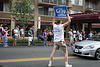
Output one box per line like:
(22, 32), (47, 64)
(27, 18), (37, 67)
(56, 20), (61, 24)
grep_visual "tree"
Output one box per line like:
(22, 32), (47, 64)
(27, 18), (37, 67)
(9, 0), (34, 39)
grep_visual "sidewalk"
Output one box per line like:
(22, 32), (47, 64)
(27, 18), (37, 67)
(7, 37), (70, 44)
(0, 37), (70, 47)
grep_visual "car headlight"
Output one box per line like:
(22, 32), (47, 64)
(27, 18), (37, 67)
(83, 45), (95, 49)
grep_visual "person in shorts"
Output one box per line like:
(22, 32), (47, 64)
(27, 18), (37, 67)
(13, 26), (18, 46)
(28, 28), (33, 46)
(48, 12), (72, 67)
(20, 27), (24, 39)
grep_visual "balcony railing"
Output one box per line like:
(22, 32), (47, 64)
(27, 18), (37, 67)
(38, 0), (72, 7)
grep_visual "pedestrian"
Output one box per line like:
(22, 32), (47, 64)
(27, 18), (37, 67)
(88, 31), (93, 38)
(20, 27), (24, 39)
(83, 31), (86, 40)
(28, 28), (33, 47)
(39, 35), (44, 42)
(13, 26), (18, 46)
(48, 12), (72, 67)
(17, 25), (20, 39)
(47, 30), (52, 47)
(93, 31), (97, 36)
(73, 30), (76, 43)
(68, 29), (74, 46)
(0, 24), (4, 44)
(79, 32), (82, 41)
(31, 25), (34, 45)
(3, 27), (9, 48)
(43, 29), (47, 47)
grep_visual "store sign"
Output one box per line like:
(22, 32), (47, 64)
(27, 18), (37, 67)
(54, 6), (67, 17)
(38, 16), (41, 29)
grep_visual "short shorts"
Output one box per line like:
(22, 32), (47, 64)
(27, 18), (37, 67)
(14, 36), (18, 39)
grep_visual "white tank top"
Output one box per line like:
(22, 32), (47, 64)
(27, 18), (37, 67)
(53, 24), (64, 42)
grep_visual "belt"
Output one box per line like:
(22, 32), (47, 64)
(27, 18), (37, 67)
(59, 41), (63, 42)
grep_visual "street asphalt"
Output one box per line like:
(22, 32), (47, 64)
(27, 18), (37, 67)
(0, 45), (100, 67)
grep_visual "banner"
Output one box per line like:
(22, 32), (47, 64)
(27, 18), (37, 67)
(54, 6), (67, 17)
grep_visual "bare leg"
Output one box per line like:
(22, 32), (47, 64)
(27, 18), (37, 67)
(49, 48), (56, 61)
(64, 49), (72, 67)
(28, 41), (31, 46)
(49, 41), (51, 47)
(13, 39), (15, 46)
(0, 38), (1, 43)
(15, 39), (17, 46)
(1, 38), (2, 43)
(64, 49), (68, 62)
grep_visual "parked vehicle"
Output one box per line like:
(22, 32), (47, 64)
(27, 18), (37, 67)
(72, 35), (100, 59)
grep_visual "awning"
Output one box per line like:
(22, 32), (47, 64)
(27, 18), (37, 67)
(70, 12), (100, 20)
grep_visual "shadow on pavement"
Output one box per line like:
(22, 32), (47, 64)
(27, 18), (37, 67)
(73, 54), (98, 60)
(0, 65), (3, 67)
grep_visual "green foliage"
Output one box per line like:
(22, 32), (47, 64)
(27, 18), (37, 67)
(9, 0), (34, 27)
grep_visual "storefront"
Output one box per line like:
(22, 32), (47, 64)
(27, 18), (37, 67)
(70, 11), (100, 37)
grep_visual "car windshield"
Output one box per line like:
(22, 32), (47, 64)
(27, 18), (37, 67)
(88, 35), (100, 41)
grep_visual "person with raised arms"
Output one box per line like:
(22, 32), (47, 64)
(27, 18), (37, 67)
(48, 11), (72, 67)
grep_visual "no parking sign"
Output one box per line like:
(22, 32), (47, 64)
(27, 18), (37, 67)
(54, 6), (68, 17)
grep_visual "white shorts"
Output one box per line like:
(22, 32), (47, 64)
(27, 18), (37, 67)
(28, 37), (32, 41)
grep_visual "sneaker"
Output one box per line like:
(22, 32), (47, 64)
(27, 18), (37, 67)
(4, 46), (9, 48)
(65, 64), (72, 67)
(48, 63), (52, 67)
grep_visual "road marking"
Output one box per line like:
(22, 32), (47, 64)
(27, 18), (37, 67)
(0, 56), (78, 63)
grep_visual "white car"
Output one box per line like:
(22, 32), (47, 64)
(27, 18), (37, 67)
(72, 35), (100, 59)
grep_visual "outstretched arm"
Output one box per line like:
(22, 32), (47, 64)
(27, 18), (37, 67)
(63, 11), (71, 27)
(52, 13), (56, 26)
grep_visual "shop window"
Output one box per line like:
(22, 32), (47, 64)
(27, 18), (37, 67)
(0, 2), (3, 11)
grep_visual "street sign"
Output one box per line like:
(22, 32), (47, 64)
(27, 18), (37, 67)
(54, 6), (67, 17)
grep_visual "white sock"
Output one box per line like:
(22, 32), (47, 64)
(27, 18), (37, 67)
(49, 61), (52, 64)
(65, 62), (68, 65)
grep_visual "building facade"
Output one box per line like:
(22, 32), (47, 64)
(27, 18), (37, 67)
(0, 0), (86, 38)
(70, 0), (100, 37)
